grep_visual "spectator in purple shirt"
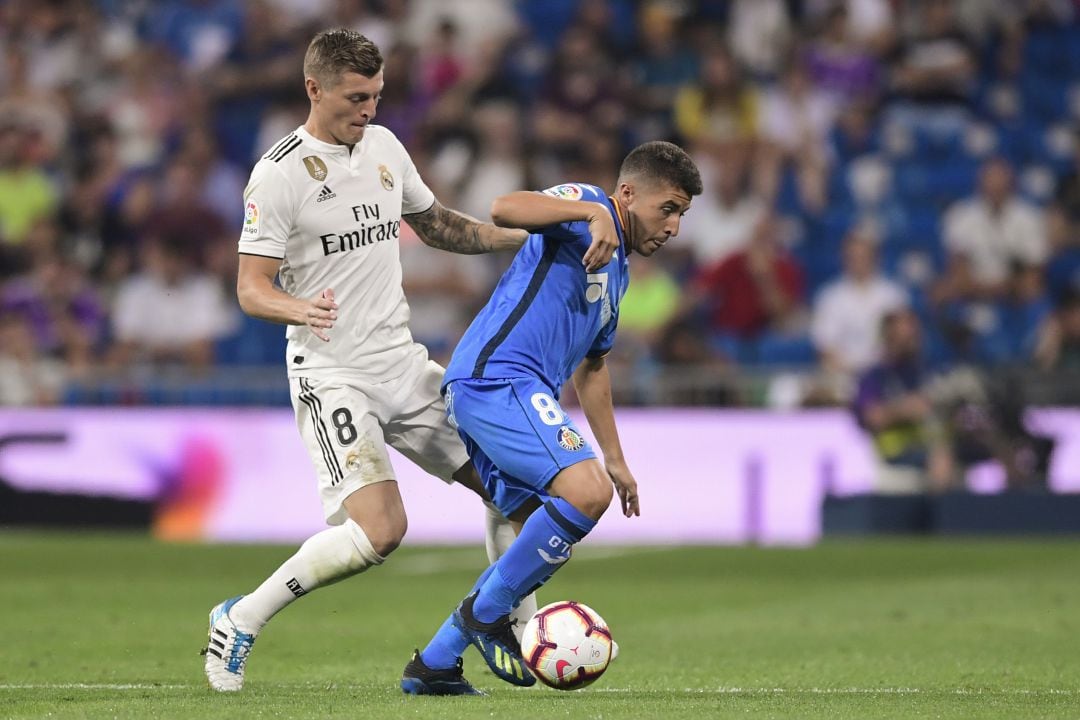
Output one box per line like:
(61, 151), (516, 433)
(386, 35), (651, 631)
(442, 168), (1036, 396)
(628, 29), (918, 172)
(1, 231), (106, 374)
(803, 5), (882, 104)
(853, 308), (954, 492)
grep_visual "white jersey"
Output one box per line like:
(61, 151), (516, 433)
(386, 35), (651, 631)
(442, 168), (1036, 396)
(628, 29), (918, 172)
(238, 125), (435, 380)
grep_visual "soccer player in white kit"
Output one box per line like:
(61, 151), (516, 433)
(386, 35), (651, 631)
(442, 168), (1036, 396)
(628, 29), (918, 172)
(202, 28), (619, 692)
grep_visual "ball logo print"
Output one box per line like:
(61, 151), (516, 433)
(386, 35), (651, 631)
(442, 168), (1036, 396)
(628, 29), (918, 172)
(585, 273), (608, 304)
(521, 601), (614, 690)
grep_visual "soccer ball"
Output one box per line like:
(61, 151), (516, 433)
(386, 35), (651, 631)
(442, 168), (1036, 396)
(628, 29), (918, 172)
(520, 601), (614, 690)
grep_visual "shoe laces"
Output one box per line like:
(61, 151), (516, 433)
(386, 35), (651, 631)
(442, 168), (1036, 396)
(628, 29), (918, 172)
(224, 629), (256, 674)
(491, 617), (522, 654)
(446, 657), (467, 679)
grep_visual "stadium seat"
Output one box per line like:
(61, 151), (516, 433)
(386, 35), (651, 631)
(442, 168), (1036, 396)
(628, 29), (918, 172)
(214, 314), (287, 366)
(893, 161), (932, 202)
(1023, 24), (1075, 79)
(1022, 74), (1070, 124)
(1025, 123), (1075, 177)
(1019, 164), (1058, 204)
(707, 332), (753, 365)
(755, 332), (816, 366)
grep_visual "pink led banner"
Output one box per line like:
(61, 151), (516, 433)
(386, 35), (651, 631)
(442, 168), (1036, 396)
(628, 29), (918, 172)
(1, 409), (1078, 545)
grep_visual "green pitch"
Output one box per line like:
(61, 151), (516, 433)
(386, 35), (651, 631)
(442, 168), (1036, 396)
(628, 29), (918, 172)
(1, 532), (1078, 719)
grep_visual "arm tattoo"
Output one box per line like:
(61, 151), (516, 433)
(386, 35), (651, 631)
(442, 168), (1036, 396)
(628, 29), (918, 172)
(404, 201), (490, 255)
(404, 200), (526, 254)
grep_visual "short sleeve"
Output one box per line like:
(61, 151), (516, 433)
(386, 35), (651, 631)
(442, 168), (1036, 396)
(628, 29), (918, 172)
(536, 183), (609, 246)
(1011, 204), (1047, 266)
(942, 202), (975, 256)
(237, 160), (295, 259)
(112, 279), (149, 342)
(540, 183), (607, 204)
(586, 317), (617, 358)
(388, 129), (435, 214)
(810, 286), (841, 350)
(540, 220), (590, 246)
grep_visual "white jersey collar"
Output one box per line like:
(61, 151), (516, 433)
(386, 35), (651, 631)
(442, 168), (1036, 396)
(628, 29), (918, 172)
(295, 125), (366, 156)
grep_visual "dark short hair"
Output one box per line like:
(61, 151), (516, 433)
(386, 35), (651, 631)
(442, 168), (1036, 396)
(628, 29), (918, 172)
(618, 141), (703, 197)
(304, 28), (383, 87)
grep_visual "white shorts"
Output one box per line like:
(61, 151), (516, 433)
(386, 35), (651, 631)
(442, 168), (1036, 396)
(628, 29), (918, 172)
(289, 360), (469, 525)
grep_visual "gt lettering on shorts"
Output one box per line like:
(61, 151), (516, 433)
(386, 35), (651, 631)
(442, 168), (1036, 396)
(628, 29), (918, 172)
(542, 183), (583, 201)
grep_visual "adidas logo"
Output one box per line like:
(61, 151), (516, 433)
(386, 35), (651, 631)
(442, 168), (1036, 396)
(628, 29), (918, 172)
(316, 185), (337, 202)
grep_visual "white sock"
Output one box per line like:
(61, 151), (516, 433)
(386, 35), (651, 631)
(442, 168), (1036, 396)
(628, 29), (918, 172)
(230, 519), (383, 633)
(484, 503), (538, 637)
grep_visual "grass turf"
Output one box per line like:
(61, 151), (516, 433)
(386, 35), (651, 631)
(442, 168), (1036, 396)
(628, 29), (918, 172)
(0, 531), (1078, 719)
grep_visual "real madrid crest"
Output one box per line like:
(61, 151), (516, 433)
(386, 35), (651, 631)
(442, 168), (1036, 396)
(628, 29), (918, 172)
(378, 164), (394, 191)
(302, 156), (328, 181)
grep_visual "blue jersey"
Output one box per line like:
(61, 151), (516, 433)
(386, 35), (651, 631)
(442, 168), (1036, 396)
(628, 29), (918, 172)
(444, 183), (630, 397)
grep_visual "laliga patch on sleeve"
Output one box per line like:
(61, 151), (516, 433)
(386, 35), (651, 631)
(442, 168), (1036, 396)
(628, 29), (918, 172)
(542, 183), (584, 201)
(242, 199), (260, 236)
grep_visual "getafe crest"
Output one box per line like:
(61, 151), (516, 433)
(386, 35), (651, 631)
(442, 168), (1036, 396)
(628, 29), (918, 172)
(379, 164), (394, 191)
(557, 425), (585, 451)
(303, 156), (328, 181)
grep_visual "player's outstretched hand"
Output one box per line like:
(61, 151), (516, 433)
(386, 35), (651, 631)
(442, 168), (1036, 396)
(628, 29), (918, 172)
(583, 207), (619, 272)
(305, 288), (338, 342)
(607, 461), (640, 518)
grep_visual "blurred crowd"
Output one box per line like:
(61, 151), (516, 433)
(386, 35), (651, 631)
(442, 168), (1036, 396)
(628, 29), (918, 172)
(1, 0), (1080, 414)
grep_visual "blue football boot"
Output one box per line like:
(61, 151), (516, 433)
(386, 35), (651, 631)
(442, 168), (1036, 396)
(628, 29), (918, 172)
(453, 593), (535, 687)
(401, 649), (484, 696)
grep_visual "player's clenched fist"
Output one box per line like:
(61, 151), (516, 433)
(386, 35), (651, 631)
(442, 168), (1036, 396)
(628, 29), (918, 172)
(583, 208), (619, 272)
(305, 288), (338, 342)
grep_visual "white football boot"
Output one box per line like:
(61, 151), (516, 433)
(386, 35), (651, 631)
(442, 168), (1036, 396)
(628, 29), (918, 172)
(203, 596), (257, 691)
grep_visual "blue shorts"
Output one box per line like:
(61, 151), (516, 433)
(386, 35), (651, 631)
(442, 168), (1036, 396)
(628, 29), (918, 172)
(444, 377), (597, 516)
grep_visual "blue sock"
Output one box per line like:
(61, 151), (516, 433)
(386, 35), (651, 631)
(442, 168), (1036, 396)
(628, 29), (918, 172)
(472, 498), (596, 623)
(420, 563), (500, 669)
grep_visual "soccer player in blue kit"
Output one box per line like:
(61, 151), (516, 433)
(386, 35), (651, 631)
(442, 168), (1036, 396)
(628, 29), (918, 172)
(400, 141), (702, 694)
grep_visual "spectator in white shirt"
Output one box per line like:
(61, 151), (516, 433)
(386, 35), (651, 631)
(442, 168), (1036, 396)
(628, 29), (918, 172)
(812, 227), (908, 373)
(109, 236), (236, 368)
(935, 157), (1047, 304)
(0, 311), (64, 406)
(759, 61), (838, 213)
(676, 157), (765, 268)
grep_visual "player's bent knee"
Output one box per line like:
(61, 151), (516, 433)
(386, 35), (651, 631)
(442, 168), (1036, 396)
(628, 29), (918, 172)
(342, 480), (407, 557)
(585, 475), (615, 518)
(551, 462), (614, 520)
(363, 515), (407, 557)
